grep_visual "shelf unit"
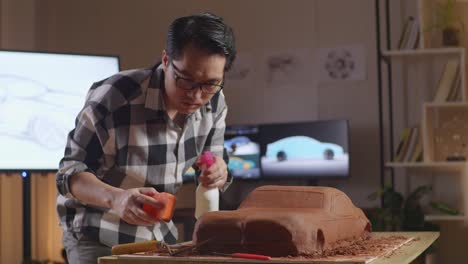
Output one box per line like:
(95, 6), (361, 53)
(425, 214), (468, 221)
(381, 49), (466, 100)
(382, 47), (465, 58)
(378, 0), (468, 220)
(384, 49), (468, 219)
(386, 161), (465, 172)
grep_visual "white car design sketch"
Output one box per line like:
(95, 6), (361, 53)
(0, 74), (83, 149)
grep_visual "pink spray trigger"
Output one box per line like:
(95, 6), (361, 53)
(199, 151), (215, 169)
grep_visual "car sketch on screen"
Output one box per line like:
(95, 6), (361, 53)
(0, 50), (120, 171)
(261, 136), (349, 177)
(225, 136), (261, 179)
(0, 75), (79, 150)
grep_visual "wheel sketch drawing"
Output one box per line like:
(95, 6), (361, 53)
(324, 49), (356, 80)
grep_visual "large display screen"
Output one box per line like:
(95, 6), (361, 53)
(0, 50), (120, 171)
(183, 120), (350, 181)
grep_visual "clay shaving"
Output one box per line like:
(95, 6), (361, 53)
(142, 235), (413, 260)
(285, 235), (411, 259)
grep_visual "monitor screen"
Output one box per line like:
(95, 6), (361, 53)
(224, 125), (261, 179)
(0, 50), (120, 171)
(182, 125), (261, 181)
(258, 120), (349, 179)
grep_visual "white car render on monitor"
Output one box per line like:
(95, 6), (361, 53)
(261, 136), (349, 177)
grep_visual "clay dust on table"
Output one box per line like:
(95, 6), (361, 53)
(139, 235), (413, 260)
(284, 235), (412, 260)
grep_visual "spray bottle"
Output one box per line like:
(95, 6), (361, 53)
(195, 151), (219, 219)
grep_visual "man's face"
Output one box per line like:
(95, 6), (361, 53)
(162, 44), (226, 115)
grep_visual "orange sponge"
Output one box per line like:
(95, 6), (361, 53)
(142, 192), (176, 222)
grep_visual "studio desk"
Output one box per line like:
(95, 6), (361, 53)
(99, 232), (439, 264)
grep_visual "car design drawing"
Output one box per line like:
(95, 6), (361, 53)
(0, 74), (82, 149)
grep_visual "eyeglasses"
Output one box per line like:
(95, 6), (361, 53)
(171, 61), (224, 94)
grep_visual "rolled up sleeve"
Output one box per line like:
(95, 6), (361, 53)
(56, 100), (110, 197)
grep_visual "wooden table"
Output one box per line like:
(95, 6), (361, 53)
(99, 232), (439, 264)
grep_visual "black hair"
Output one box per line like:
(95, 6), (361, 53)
(166, 12), (237, 71)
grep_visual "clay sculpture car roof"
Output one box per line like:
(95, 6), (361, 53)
(193, 185), (371, 257)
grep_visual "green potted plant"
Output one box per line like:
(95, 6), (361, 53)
(428, 0), (465, 46)
(367, 184), (458, 232)
(367, 184), (459, 264)
(368, 185), (431, 231)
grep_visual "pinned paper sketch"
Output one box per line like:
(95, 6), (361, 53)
(264, 49), (311, 89)
(222, 52), (257, 124)
(225, 52), (253, 81)
(316, 46), (366, 82)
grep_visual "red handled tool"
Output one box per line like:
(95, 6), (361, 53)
(212, 252), (271, 260)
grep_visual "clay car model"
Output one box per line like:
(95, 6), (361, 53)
(193, 185), (371, 256)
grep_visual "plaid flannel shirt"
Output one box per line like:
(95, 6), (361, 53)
(56, 63), (228, 246)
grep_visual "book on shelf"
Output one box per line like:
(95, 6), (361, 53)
(398, 16), (414, 49)
(393, 126), (422, 162)
(405, 19), (419, 49)
(433, 59), (460, 103)
(397, 16), (419, 50)
(394, 127), (415, 162)
(394, 127), (410, 162)
(447, 67), (461, 102)
(403, 126), (419, 162)
(409, 125), (423, 162)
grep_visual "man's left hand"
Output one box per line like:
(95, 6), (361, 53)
(198, 156), (228, 189)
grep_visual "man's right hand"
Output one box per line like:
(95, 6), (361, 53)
(69, 172), (165, 226)
(111, 187), (164, 226)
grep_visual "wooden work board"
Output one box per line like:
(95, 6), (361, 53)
(98, 232), (439, 264)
